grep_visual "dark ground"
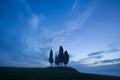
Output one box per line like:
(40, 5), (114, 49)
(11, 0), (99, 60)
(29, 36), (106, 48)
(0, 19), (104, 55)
(0, 67), (120, 80)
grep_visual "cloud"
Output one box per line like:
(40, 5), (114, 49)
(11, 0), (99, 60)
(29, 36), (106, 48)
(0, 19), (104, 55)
(1, 0), (70, 67)
(79, 55), (103, 64)
(0, 19), (49, 67)
(93, 58), (120, 66)
(15, 0), (45, 30)
(87, 42), (120, 57)
(27, 14), (45, 30)
(16, 1), (46, 30)
(81, 55), (103, 61)
(93, 55), (103, 59)
(75, 42), (120, 66)
(73, 56), (120, 67)
(71, 0), (79, 10)
(51, 0), (100, 50)
(107, 41), (120, 48)
(107, 48), (120, 53)
(67, 1), (99, 32)
(27, 15), (39, 29)
(88, 51), (104, 56)
(82, 42), (120, 66)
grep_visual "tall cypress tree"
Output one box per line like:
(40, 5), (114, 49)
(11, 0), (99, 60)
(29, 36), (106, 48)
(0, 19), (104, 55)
(49, 49), (53, 67)
(55, 55), (59, 67)
(58, 46), (64, 67)
(63, 50), (69, 67)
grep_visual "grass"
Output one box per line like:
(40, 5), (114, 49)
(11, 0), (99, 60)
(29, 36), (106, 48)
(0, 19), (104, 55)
(0, 67), (120, 80)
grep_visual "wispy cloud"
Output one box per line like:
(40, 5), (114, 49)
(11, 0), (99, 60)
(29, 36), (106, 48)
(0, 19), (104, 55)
(27, 15), (39, 29)
(87, 47), (120, 57)
(50, 0), (100, 50)
(67, 1), (99, 32)
(107, 41), (120, 49)
(79, 55), (103, 64)
(88, 51), (104, 56)
(71, 0), (79, 11)
(77, 43), (120, 66)
(87, 42), (120, 58)
(0, 0), (48, 67)
(56, 0), (99, 37)
(74, 56), (120, 67)
(93, 58), (120, 66)
(108, 48), (120, 53)
(17, 0), (45, 30)
(27, 14), (45, 30)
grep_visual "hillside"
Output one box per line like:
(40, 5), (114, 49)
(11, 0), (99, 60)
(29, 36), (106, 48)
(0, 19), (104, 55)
(0, 67), (120, 80)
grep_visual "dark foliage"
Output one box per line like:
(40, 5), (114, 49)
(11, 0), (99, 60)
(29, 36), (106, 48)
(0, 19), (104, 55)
(50, 46), (69, 67)
(55, 55), (59, 66)
(49, 49), (53, 67)
(58, 46), (64, 67)
(63, 50), (69, 66)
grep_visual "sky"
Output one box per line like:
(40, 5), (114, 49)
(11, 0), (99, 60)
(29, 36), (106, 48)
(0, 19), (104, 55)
(0, 0), (120, 76)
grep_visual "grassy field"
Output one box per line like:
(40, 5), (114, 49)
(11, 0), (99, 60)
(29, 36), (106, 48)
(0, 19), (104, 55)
(0, 67), (120, 80)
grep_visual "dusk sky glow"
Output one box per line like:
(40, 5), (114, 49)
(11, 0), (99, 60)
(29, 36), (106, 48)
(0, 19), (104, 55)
(0, 0), (120, 76)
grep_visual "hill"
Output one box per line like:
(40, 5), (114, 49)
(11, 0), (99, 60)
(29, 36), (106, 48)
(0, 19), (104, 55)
(0, 67), (120, 80)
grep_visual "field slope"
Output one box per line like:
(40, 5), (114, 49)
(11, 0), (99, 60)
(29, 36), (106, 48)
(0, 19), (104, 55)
(0, 67), (120, 80)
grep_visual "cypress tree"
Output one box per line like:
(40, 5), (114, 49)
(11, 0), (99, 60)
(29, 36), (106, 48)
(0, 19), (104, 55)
(49, 49), (53, 67)
(58, 46), (64, 67)
(63, 50), (69, 67)
(55, 55), (59, 67)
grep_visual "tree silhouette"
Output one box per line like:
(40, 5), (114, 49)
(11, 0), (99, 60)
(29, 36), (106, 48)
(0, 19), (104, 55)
(63, 50), (69, 67)
(58, 46), (64, 67)
(58, 53), (60, 67)
(49, 49), (53, 67)
(48, 46), (70, 67)
(55, 55), (59, 67)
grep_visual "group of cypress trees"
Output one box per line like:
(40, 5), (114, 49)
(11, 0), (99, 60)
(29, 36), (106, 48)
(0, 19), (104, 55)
(49, 46), (69, 67)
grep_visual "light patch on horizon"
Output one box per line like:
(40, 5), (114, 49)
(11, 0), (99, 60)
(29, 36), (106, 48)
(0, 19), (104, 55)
(75, 43), (120, 67)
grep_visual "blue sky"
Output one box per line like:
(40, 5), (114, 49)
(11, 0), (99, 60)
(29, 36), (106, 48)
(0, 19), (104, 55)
(0, 0), (120, 76)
